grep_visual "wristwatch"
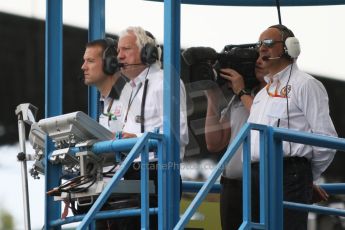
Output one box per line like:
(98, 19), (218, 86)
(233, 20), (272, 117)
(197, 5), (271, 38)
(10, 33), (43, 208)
(237, 88), (251, 99)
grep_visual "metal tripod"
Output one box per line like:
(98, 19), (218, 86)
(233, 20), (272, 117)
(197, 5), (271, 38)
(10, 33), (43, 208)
(15, 103), (38, 230)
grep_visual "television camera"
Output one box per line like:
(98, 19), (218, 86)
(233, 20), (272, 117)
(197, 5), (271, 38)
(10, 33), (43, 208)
(181, 43), (259, 90)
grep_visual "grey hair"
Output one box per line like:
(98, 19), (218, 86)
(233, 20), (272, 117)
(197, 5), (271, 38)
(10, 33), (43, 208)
(119, 26), (162, 66)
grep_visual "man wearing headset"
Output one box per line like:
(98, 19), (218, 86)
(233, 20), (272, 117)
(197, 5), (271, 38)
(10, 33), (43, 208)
(82, 38), (130, 132)
(79, 38), (132, 229)
(204, 56), (267, 229)
(116, 26), (189, 229)
(248, 24), (337, 229)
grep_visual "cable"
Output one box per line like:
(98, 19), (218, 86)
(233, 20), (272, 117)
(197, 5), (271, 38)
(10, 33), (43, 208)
(285, 63), (293, 155)
(102, 165), (118, 178)
(141, 78), (149, 133)
(275, 0), (282, 24)
(68, 176), (96, 193)
(47, 174), (97, 196)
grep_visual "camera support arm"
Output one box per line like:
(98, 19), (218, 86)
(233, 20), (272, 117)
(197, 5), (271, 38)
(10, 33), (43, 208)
(15, 103), (38, 230)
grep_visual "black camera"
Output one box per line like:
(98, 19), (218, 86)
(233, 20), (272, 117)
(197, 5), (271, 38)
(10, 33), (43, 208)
(181, 44), (259, 90)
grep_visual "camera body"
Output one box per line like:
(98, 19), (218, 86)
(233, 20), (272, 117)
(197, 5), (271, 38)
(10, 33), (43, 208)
(182, 44), (259, 90)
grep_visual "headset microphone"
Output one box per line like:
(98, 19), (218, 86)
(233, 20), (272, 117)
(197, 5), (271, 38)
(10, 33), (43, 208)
(123, 63), (142, 66)
(268, 56), (281, 60)
(109, 60), (124, 70)
(262, 55), (281, 61)
(121, 63), (145, 68)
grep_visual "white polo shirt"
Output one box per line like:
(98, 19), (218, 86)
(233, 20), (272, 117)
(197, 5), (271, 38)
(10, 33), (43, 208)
(98, 78), (131, 175)
(99, 78), (131, 132)
(121, 64), (189, 161)
(247, 64), (337, 180)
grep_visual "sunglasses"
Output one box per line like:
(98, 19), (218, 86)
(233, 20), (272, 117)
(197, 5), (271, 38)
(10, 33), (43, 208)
(257, 39), (284, 48)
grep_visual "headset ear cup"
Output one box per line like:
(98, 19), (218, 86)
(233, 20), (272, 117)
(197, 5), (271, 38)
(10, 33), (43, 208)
(103, 56), (117, 75)
(285, 37), (301, 59)
(102, 38), (117, 75)
(141, 43), (158, 65)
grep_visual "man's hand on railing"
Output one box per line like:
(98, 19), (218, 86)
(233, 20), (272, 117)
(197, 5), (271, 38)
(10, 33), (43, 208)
(112, 131), (137, 139)
(61, 200), (70, 219)
(121, 132), (137, 139)
(312, 184), (329, 203)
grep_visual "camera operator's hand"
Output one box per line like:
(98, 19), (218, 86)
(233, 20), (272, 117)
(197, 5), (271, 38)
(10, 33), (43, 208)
(219, 68), (245, 95)
(220, 68), (254, 111)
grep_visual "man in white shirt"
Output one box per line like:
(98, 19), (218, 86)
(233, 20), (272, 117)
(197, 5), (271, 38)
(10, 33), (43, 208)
(80, 38), (131, 229)
(248, 24), (337, 229)
(82, 38), (130, 133)
(116, 26), (189, 229)
(117, 27), (188, 157)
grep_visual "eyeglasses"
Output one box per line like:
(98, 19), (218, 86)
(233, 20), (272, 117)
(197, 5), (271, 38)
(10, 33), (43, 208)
(257, 39), (284, 48)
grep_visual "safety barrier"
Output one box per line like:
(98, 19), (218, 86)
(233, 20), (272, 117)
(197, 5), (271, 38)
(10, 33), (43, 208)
(177, 123), (345, 229)
(47, 132), (165, 229)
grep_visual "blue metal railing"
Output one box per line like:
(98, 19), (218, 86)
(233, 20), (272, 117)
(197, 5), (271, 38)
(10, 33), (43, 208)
(76, 132), (164, 229)
(163, 1), (182, 227)
(46, 132), (165, 229)
(43, 0), (345, 229)
(176, 123), (345, 230)
(44, 118), (345, 230)
(175, 123), (268, 230)
(88, 0), (105, 120)
(45, 1), (63, 228)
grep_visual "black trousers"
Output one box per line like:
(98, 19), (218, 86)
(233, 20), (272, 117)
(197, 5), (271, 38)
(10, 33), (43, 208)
(77, 161), (183, 229)
(77, 162), (159, 230)
(252, 157), (313, 230)
(220, 177), (243, 230)
(220, 176), (260, 230)
(116, 161), (159, 230)
(114, 161), (182, 230)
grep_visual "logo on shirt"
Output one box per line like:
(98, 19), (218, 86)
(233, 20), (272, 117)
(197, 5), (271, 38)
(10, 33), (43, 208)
(280, 85), (291, 98)
(113, 105), (122, 117)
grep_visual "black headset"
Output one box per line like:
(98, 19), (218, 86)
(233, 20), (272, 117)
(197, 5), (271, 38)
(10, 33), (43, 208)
(140, 31), (159, 65)
(102, 37), (118, 75)
(269, 24), (301, 59)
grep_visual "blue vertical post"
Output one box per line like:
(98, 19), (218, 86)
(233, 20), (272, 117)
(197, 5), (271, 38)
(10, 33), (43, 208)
(87, 1), (105, 228)
(267, 127), (283, 229)
(88, 0), (105, 119)
(45, 0), (63, 229)
(259, 128), (269, 227)
(141, 144), (150, 229)
(158, 137), (167, 229)
(163, 0), (181, 228)
(242, 135), (251, 228)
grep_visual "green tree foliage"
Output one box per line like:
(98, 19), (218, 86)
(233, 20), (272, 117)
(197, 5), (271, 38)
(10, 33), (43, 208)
(0, 208), (14, 230)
